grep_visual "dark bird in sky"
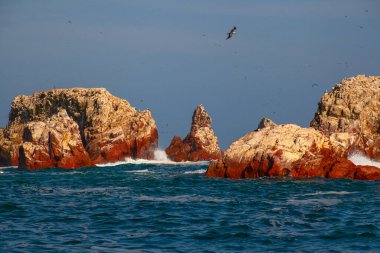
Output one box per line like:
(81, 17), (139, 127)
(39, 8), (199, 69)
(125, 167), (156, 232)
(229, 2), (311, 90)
(226, 26), (237, 40)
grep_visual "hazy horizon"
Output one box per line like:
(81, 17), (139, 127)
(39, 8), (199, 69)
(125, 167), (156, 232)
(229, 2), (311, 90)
(1, 0), (380, 149)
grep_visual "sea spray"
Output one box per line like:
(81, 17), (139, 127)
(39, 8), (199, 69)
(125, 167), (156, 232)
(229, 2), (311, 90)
(153, 149), (172, 162)
(96, 149), (209, 167)
(348, 152), (380, 168)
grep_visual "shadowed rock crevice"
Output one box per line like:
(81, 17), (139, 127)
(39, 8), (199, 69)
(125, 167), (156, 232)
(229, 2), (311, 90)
(22, 127), (32, 142)
(18, 146), (26, 170)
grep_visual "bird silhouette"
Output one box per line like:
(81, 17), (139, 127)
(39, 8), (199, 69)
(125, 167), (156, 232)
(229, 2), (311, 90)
(226, 26), (237, 40)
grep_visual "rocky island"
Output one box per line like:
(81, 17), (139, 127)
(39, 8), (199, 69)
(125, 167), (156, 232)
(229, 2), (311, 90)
(165, 105), (222, 162)
(206, 75), (380, 180)
(0, 88), (158, 169)
(0, 75), (379, 180)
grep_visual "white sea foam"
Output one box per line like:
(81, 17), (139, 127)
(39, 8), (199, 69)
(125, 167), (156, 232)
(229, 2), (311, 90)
(348, 152), (380, 168)
(0, 166), (17, 174)
(184, 169), (207, 174)
(96, 149), (210, 167)
(125, 169), (151, 173)
(303, 191), (354, 196)
(0, 166), (17, 169)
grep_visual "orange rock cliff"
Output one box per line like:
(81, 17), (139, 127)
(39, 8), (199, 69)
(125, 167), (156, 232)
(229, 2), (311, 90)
(165, 105), (222, 162)
(0, 88), (158, 169)
(206, 75), (380, 180)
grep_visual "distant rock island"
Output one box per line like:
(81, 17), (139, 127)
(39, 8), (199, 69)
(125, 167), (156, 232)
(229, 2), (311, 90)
(0, 75), (379, 180)
(206, 75), (380, 180)
(165, 105), (222, 162)
(0, 88), (158, 169)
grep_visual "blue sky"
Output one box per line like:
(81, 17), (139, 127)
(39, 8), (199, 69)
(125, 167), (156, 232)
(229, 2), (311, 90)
(1, 0), (379, 149)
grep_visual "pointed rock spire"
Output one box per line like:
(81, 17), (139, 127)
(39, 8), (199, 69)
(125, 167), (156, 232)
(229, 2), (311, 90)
(191, 104), (211, 130)
(165, 105), (222, 162)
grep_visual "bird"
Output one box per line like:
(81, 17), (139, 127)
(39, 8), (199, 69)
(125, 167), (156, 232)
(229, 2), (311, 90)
(226, 26), (237, 40)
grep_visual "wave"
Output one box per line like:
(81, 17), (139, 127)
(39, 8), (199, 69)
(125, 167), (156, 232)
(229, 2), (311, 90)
(0, 166), (18, 174)
(302, 191), (354, 196)
(348, 152), (380, 168)
(96, 150), (210, 167)
(137, 194), (227, 203)
(0, 166), (17, 169)
(184, 169), (207, 174)
(125, 169), (151, 173)
(287, 198), (342, 206)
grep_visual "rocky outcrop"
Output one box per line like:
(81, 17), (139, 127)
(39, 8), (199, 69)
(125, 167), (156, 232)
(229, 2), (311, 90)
(206, 123), (380, 180)
(0, 88), (158, 169)
(257, 117), (276, 130)
(165, 105), (222, 161)
(206, 75), (380, 180)
(0, 128), (12, 167)
(311, 75), (380, 159)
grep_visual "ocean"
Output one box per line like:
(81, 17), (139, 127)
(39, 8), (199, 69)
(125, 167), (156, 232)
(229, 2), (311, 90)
(0, 152), (379, 252)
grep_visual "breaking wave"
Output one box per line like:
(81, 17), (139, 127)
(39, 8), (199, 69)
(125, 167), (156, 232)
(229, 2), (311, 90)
(348, 152), (380, 168)
(96, 149), (210, 167)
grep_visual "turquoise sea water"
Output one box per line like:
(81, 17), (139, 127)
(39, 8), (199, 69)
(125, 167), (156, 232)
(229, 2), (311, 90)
(0, 163), (379, 252)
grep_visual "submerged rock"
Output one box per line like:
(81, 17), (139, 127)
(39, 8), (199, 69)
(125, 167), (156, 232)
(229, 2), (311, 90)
(165, 105), (222, 162)
(0, 88), (158, 169)
(311, 75), (380, 159)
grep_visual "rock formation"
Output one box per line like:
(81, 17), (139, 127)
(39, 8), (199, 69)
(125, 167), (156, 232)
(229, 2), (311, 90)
(165, 105), (222, 161)
(311, 75), (380, 159)
(257, 117), (277, 130)
(206, 123), (380, 180)
(207, 75), (380, 180)
(0, 88), (158, 169)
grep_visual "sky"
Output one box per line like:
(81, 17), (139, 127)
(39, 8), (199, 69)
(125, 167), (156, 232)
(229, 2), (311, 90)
(0, 0), (379, 149)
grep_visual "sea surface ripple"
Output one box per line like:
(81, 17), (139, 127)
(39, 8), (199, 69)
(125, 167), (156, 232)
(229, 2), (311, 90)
(0, 164), (379, 252)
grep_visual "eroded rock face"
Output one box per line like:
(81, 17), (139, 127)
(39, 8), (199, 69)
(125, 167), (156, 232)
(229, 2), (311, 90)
(311, 75), (380, 159)
(0, 88), (158, 169)
(0, 128), (12, 167)
(18, 109), (92, 169)
(206, 124), (380, 180)
(165, 105), (222, 161)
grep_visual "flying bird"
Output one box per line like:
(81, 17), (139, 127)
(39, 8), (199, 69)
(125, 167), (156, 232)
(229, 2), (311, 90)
(226, 26), (237, 40)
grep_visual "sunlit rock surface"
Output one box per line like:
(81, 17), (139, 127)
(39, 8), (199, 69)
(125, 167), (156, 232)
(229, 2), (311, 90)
(206, 123), (380, 180)
(0, 88), (158, 169)
(311, 75), (380, 159)
(207, 75), (380, 180)
(166, 105), (222, 162)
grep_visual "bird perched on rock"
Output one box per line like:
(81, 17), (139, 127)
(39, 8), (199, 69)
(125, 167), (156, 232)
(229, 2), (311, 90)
(226, 26), (237, 40)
